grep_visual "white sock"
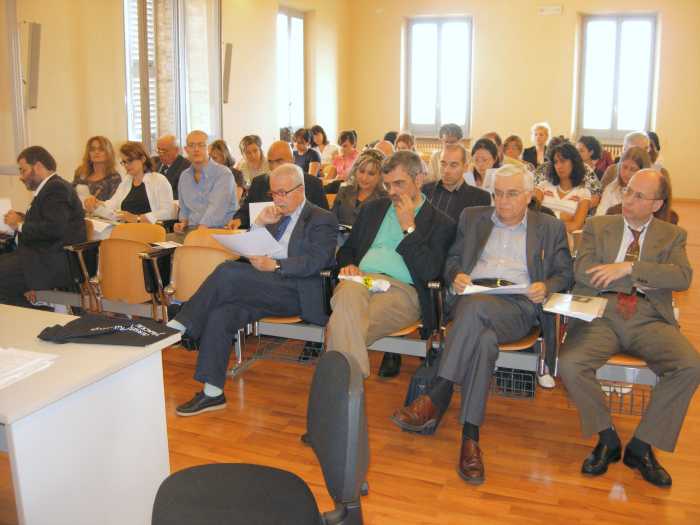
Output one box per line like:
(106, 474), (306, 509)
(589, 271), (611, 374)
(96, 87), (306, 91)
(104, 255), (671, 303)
(203, 383), (223, 397)
(167, 319), (187, 334)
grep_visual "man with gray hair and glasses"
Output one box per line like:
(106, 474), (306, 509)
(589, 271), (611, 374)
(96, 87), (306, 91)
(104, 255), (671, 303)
(392, 164), (572, 485)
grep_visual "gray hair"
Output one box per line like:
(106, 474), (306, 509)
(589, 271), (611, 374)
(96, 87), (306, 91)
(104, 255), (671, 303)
(270, 162), (304, 187)
(623, 131), (650, 151)
(494, 164), (534, 191)
(157, 134), (179, 148)
(381, 150), (424, 180)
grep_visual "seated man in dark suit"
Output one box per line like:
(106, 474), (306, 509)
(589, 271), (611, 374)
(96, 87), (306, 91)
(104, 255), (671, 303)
(233, 141), (328, 229)
(154, 134), (191, 198)
(1, 146), (86, 306)
(392, 164), (572, 485)
(422, 143), (491, 222)
(167, 163), (337, 416)
(326, 150), (456, 378)
(560, 169), (699, 488)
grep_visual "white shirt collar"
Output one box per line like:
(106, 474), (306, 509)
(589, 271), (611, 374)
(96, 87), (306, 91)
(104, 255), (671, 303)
(34, 173), (56, 197)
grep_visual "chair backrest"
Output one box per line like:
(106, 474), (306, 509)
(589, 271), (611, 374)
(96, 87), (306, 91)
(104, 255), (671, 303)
(99, 238), (153, 303)
(184, 228), (244, 251)
(307, 351), (368, 507)
(110, 223), (166, 243)
(171, 246), (237, 302)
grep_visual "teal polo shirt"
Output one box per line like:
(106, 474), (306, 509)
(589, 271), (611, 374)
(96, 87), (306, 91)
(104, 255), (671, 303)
(359, 195), (425, 284)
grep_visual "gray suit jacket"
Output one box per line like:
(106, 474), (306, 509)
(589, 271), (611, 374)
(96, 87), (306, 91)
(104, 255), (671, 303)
(573, 215), (692, 326)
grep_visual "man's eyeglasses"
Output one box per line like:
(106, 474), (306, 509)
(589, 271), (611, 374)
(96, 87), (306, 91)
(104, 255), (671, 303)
(493, 189), (525, 200)
(186, 142), (207, 150)
(621, 186), (659, 201)
(267, 184), (302, 198)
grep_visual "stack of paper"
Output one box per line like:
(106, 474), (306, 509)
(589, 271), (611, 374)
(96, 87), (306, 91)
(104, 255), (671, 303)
(459, 283), (529, 295)
(543, 293), (608, 322)
(0, 347), (59, 390)
(0, 198), (13, 234)
(213, 228), (283, 257)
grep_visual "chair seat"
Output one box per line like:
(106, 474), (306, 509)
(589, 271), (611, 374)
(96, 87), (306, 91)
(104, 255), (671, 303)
(498, 326), (541, 352)
(152, 464), (322, 525)
(607, 353), (647, 367)
(259, 315), (303, 324)
(388, 321), (422, 337)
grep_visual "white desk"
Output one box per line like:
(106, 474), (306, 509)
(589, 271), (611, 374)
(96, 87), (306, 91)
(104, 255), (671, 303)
(0, 305), (180, 525)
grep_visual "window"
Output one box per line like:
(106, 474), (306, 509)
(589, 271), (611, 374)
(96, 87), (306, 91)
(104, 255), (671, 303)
(276, 9), (304, 132)
(577, 14), (657, 140)
(405, 17), (472, 137)
(124, 0), (222, 151)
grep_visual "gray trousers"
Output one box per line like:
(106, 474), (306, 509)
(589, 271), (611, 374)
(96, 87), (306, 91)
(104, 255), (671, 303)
(559, 295), (700, 452)
(439, 294), (538, 426)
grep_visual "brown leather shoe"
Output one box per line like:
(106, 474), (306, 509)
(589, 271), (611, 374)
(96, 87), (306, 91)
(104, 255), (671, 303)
(458, 438), (485, 484)
(391, 394), (441, 434)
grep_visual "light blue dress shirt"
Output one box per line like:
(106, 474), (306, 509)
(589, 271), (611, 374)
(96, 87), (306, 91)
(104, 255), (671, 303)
(470, 211), (531, 285)
(177, 160), (238, 227)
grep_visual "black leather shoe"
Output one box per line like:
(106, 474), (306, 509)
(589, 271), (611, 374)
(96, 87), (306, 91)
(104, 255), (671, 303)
(623, 446), (672, 487)
(176, 391), (226, 417)
(299, 342), (322, 362)
(581, 441), (621, 475)
(379, 352), (402, 378)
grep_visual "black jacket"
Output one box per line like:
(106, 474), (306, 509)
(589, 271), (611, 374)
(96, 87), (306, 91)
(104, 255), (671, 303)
(422, 180), (491, 223)
(18, 175), (87, 290)
(522, 146), (546, 168)
(337, 197), (456, 337)
(154, 154), (191, 198)
(234, 172), (329, 229)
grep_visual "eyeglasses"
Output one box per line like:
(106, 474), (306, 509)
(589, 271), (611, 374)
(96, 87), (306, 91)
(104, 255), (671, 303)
(494, 189), (526, 200)
(119, 158), (135, 167)
(268, 158), (286, 166)
(186, 142), (207, 150)
(621, 186), (659, 201)
(267, 183), (302, 198)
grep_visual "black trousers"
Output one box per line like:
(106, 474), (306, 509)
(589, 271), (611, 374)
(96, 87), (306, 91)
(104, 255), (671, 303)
(176, 261), (301, 389)
(0, 252), (31, 307)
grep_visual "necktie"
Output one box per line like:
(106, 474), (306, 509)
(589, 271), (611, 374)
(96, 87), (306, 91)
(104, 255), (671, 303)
(616, 226), (643, 320)
(160, 164), (169, 175)
(273, 215), (292, 241)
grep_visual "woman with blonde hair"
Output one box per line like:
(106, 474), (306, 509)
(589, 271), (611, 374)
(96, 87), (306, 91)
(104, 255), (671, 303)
(522, 122), (551, 168)
(72, 136), (122, 200)
(235, 135), (269, 187)
(331, 149), (387, 228)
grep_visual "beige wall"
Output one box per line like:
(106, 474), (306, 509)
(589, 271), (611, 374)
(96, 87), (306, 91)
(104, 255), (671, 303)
(341, 0), (700, 198)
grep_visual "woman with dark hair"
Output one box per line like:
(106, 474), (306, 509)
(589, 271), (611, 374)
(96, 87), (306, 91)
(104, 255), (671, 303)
(576, 136), (605, 178)
(395, 132), (416, 151)
(209, 139), (245, 199)
(596, 146), (651, 216)
(647, 131), (662, 165)
(332, 149), (387, 230)
(311, 124), (339, 164)
(73, 136), (122, 201)
(535, 142), (591, 233)
(84, 141), (174, 223)
(293, 128), (321, 176)
(327, 130), (359, 183)
(464, 138), (500, 191)
(236, 135), (269, 186)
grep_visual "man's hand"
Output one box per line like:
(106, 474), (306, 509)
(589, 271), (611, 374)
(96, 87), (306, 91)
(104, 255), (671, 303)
(394, 193), (416, 232)
(255, 205), (283, 226)
(586, 262), (633, 289)
(84, 196), (100, 212)
(527, 281), (548, 304)
(4, 210), (23, 230)
(117, 211), (139, 223)
(452, 272), (472, 294)
(173, 221), (188, 233)
(249, 255), (277, 272)
(340, 264), (362, 277)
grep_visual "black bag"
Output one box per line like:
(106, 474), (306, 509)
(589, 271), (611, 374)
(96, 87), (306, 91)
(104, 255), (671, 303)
(38, 314), (178, 346)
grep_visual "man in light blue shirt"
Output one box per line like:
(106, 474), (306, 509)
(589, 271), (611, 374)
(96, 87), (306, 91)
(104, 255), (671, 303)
(174, 130), (237, 232)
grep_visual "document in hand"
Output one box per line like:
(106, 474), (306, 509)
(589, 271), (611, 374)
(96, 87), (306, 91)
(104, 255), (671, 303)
(0, 198), (13, 234)
(543, 293), (608, 322)
(213, 228), (283, 257)
(459, 283), (529, 295)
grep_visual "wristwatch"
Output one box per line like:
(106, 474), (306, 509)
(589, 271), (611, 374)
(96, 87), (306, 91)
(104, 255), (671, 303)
(403, 225), (415, 235)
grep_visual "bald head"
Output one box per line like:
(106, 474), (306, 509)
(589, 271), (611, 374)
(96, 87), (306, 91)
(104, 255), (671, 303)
(267, 141), (294, 171)
(623, 168), (666, 226)
(374, 140), (395, 157)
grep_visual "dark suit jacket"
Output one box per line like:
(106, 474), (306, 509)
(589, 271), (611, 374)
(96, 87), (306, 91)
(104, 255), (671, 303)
(573, 215), (691, 326)
(523, 146), (546, 168)
(422, 180), (491, 223)
(265, 202), (338, 325)
(18, 175), (87, 290)
(337, 197), (456, 337)
(444, 207), (573, 363)
(154, 154), (191, 198)
(234, 172), (329, 229)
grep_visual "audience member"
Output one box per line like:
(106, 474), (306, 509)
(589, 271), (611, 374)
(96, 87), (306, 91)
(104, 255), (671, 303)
(465, 138), (500, 191)
(482, 132), (504, 163)
(374, 140), (395, 158)
(236, 135), (269, 187)
(173, 130), (237, 233)
(503, 135), (527, 166)
(383, 131), (399, 145)
(209, 139), (246, 191)
(326, 151), (456, 378)
(392, 164), (572, 484)
(422, 143), (491, 223)
(395, 132), (416, 151)
(559, 169), (698, 488)
(154, 134), (191, 199)
(600, 132), (651, 190)
(331, 149), (387, 227)
(234, 141), (328, 229)
(576, 135), (605, 178)
(85, 141), (175, 223)
(647, 131), (662, 166)
(311, 124), (339, 164)
(427, 123), (463, 183)
(167, 163), (338, 416)
(522, 122), (550, 167)
(596, 146), (651, 216)
(1, 146), (86, 306)
(293, 128), (321, 177)
(328, 130), (359, 183)
(72, 136), (122, 201)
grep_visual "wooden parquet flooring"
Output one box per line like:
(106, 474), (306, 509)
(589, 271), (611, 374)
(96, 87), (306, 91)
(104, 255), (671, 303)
(1, 201), (699, 524)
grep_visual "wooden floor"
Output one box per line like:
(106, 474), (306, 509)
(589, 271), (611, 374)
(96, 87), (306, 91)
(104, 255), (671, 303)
(2, 201), (699, 524)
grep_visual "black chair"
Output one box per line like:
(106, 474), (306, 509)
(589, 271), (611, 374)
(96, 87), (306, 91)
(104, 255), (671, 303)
(151, 351), (369, 525)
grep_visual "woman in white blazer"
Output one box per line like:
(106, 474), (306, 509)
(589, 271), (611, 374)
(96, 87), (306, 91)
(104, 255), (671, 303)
(84, 141), (175, 223)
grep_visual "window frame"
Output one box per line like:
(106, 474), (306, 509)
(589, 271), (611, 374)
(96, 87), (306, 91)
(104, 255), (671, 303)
(404, 16), (473, 138)
(277, 6), (305, 132)
(576, 13), (657, 142)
